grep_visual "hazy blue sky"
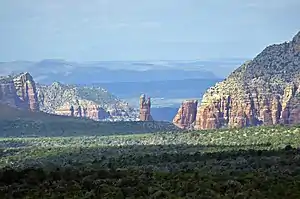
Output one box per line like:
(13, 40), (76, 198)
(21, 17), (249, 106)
(0, 0), (299, 61)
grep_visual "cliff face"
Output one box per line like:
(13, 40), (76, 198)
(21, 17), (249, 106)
(0, 80), (18, 108)
(37, 82), (138, 121)
(54, 100), (110, 121)
(0, 73), (138, 121)
(13, 72), (39, 111)
(0, 73), (39, 111)
(173, 100), (198, 129)
(139, 94), (153, 121)
(174, 31), (300, 130)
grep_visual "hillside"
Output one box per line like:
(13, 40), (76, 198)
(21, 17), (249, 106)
(173, 31), (300, 129)
(37, 82), (138, 121)
(0, 72), (138, 121)
(0, 103), (94, 123)
(0, 104), (180, 137)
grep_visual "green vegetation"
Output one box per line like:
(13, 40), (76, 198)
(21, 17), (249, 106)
(0, 119), (179, 137)
(37, 82), (132, 113)
(1, 125), (300, 198)
(75, 86), (120, 106)
(0, 103), (179, 137)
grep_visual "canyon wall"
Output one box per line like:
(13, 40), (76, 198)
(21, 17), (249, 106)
(173, 100), (198, 129)
(0, 72), (39, 111)
(13, 72), (39, 111)
(174, 31), (300, 130)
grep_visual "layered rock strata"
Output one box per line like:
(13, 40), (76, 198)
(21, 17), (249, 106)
(13, 72), (39, 111)
(139, 94), (153, 121)
(174, 31), (300, 129)
(55, 100), (110, 121)
(0, 73), (138, 121)
(37, 82), (138, 121)
(0, 72), (39, 111)
(173, 100), (198, 129)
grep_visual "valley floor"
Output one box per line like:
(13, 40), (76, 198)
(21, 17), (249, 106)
(1, 125), (300, 198)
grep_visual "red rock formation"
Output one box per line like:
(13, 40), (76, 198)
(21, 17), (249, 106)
(54, 106), (73, 117)
(139, 94), (153, 121)
(55, 102), (110, 121)
(195, 102), (223, 130)
(85, 105), (109, 120)
(13, 72), (39, 111)
(174, 31), (300, 130)
(0, 72), (39, 112)
(271, 95), (281, 125)
(191, 84), (300, 130)
(173, 100), (198, 129)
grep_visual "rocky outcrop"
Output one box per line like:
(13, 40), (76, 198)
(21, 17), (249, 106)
(0, 73), (39, 111)
(1, 73), (138, 121)
(55, 100), (110, 121)
(174, 31), (300, 130)
(37, 82), (138, 121)
(0, 80), (18, 108)
(173, 100), (198, 129)
(139, 94), (153, 121)
(13, 72), (39, 111)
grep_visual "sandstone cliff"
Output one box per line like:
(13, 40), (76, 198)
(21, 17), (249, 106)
(54, 100), (110, 121)
(173, 100), (198, 129)
(0, 72), (39, 111)
(0, 73), (138, 121)
(174, 31), (300, 129)
(139, 94), (153, 121)
(0, 77), (18, 108)
(37, 82), (138, 121)
(13, 72), (39, 111)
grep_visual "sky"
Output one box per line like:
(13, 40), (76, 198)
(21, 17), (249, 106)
(0, 0), (299, 62)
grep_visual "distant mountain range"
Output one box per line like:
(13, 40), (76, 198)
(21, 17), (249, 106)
(0, 59), (244, 122)
(92, 78), (221, 121)
(93, 78), (221, 106)
(0, 59), (245, 84)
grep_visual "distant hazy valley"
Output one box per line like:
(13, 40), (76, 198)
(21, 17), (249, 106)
(0, 59), (242, 121)
(0, 59), (245, 83)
